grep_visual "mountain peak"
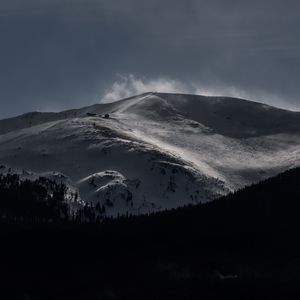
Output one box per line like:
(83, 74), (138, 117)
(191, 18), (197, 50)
(0, 92), (300, 217)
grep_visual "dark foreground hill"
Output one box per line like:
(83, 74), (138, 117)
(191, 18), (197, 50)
(1, 167), (300, 299)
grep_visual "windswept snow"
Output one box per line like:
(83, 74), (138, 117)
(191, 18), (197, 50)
(0, 92), (300, 216)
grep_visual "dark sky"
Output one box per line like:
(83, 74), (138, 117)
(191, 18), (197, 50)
(0, 0), (299, 118)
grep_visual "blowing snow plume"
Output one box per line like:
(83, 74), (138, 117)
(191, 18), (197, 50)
(101, 74), (190, 103)
(101, 74), (296, 111)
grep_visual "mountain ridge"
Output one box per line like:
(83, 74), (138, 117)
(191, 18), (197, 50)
(1, 92), (299, 135)
(0, 92), (299, 216)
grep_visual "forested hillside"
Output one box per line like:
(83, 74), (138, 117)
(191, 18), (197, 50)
(1, 167), (300, 299)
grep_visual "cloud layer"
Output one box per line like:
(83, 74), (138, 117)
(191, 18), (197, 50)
(0, 0), (299, 117)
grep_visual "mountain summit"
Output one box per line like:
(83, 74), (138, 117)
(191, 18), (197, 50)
(0, 92), (300, 216)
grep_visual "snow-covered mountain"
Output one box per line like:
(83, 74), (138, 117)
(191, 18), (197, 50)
(1, 92), (300, 217)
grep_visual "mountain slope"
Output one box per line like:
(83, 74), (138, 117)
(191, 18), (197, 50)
(0, 113), (227, 216)
(0, 92), (300, 216)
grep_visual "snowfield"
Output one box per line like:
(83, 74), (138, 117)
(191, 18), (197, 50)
(0, 92), (300, 216)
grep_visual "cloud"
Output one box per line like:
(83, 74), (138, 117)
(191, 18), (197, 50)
(0, 0), (299, 117)
(101, 74), (188, 102)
